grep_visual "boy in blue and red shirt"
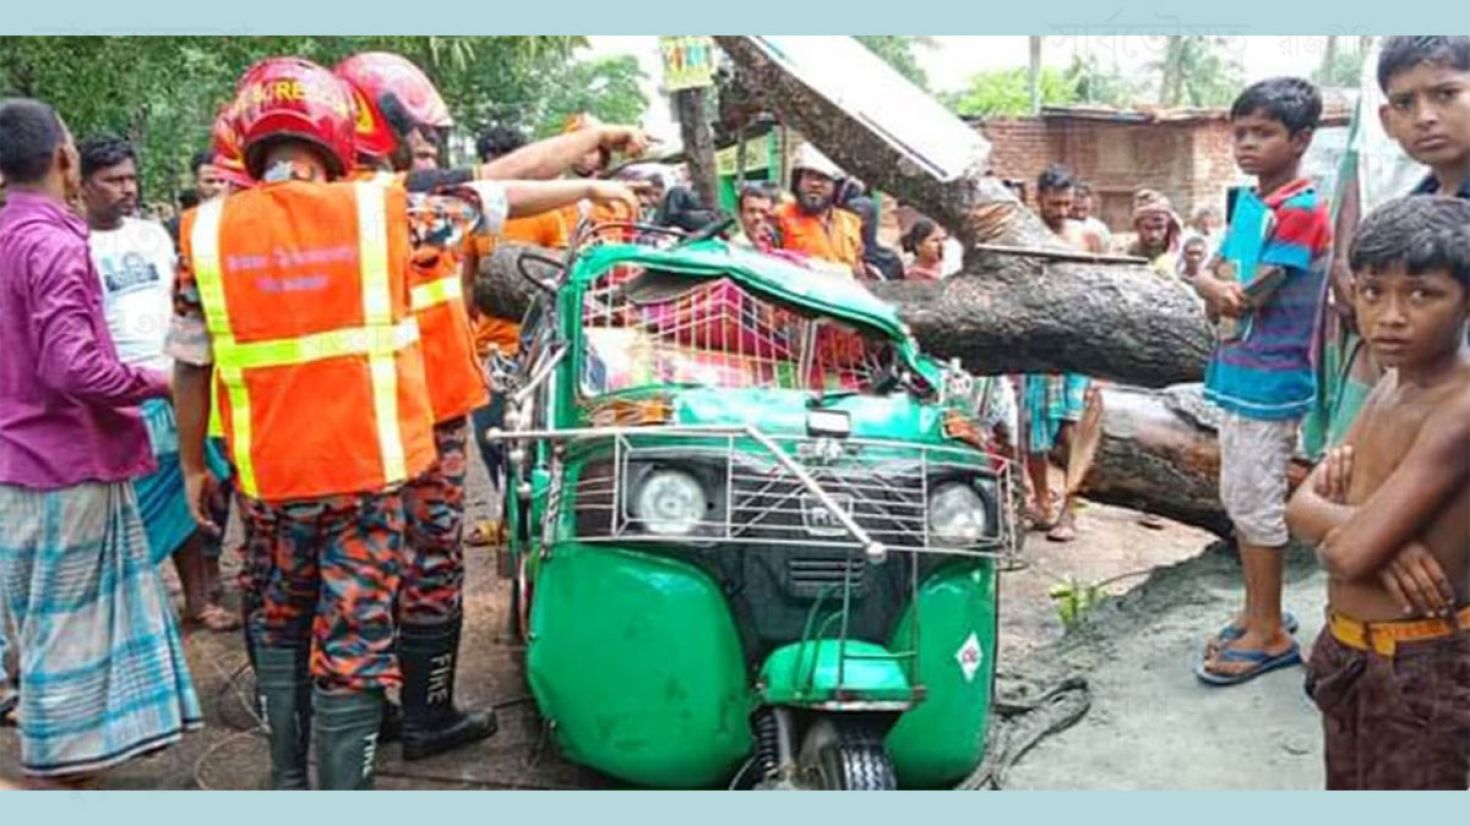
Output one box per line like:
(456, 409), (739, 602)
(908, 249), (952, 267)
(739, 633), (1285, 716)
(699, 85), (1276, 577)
(1193, 77), (1333, 685)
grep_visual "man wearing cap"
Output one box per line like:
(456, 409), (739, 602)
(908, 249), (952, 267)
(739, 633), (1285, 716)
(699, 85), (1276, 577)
(1126, 188), (1185, 276)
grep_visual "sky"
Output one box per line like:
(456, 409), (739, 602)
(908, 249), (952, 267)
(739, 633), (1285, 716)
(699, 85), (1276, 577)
(582, 35), (1350, 141)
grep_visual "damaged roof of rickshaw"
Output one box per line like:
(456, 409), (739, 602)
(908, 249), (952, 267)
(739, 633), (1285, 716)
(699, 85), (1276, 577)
(570, 240), (915, 344)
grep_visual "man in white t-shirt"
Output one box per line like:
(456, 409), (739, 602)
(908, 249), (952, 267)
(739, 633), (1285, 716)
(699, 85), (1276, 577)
(79, 135), (237, 632)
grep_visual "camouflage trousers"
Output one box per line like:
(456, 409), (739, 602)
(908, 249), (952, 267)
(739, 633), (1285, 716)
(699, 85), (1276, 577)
(239, 490), (406, 691)
(399, 418), (469, 623)
(1305, 624), (1470, 789)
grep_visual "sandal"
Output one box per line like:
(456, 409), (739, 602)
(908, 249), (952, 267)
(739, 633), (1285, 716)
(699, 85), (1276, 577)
(466, 519), (500, 547)
(0, 691), (17, 727)
(184, 603), (242, 633)
(1046, 510), (1077, 542)
(1024, 506), (1056, 533)
(1208, 612), (1300, 652)
(1194, 641), (1302, 686)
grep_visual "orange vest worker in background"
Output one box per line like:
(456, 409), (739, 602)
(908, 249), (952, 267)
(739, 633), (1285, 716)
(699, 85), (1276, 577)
(774, 144), (864, 276)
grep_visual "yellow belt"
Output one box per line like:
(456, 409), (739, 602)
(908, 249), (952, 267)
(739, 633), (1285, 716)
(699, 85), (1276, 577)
(1329, 605), (1470, 657)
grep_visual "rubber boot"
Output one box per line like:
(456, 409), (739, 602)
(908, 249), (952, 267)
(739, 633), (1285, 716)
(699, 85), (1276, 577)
(313, 687), (383, 790)
(252, 646), (312, 790)
(398, 616), (498, 761)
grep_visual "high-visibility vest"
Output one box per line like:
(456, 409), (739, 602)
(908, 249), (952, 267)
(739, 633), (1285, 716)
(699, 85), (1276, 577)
(408, 241), (487, 422)
(775, 202), (863, 271)
(357, 171), (487, 423)
(184, 179), (436, 501)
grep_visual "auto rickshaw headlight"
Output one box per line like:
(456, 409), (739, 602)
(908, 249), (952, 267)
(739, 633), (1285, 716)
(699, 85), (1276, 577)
(928, 482), (987, 546)
(632, 468), (707, 536)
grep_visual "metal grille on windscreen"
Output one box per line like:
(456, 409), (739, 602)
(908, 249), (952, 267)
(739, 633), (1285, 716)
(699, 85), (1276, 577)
(580, 268), (895, 397)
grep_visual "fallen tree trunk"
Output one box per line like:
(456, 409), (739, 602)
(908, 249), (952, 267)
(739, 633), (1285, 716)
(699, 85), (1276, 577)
(1082, 385), (1229, 535)
(870, 259), (1210, 386)
(1080, 385), (1311, 537)
(478, 244), (1211, 386)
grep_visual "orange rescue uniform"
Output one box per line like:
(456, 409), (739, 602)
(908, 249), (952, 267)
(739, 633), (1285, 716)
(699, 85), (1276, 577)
(774, 201), (864, 271)
(181, 179), (437, 501)
(354, 170), (487, 424)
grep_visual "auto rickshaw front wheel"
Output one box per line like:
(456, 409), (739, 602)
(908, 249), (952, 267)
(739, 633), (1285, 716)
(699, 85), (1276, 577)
(797, 718), (898, 791)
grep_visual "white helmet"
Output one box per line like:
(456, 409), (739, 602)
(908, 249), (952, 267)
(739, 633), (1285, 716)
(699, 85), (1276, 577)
(791, 143), (843, 183)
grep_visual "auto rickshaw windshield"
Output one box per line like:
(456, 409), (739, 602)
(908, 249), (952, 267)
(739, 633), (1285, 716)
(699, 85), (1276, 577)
(579, 270), (904, 397)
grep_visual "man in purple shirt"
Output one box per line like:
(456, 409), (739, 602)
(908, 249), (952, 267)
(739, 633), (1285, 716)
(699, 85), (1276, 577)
(0, 98), (200, 784)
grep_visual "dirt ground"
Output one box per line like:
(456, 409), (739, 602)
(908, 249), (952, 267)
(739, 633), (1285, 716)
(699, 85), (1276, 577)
(0, 457), (1330, 790)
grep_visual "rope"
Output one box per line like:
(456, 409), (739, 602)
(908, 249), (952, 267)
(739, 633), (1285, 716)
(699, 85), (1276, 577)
(954, 675), (1092, 790)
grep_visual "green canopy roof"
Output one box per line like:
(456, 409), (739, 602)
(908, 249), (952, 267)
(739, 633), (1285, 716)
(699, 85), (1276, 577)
(570, 239), (913, 345)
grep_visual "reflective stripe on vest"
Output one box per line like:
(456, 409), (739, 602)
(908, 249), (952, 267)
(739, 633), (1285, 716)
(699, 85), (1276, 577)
(207, 368), (224, 438)
(190, 181), (414, 498)
(409, 273), (464, 310)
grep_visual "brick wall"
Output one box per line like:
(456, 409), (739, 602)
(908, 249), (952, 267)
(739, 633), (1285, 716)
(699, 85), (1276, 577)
(978, 116), (1243, 234)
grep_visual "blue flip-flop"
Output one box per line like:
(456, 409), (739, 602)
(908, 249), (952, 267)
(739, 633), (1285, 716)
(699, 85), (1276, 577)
(1215, 611), (1299, 645)
(1194, 642), (1303, 686)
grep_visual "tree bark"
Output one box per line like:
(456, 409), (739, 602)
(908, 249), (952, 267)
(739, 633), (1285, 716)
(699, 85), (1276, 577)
(1080, 385), (1311, 537)
(1082, 385), (1229, 534)
(478, 243), (1211, 386)
(675, 86), (719, 209)
(870, 258), (1211, 386)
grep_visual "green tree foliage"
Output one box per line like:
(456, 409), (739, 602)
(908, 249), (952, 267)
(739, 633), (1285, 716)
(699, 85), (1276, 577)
(1151, 36), (1243, 107)
(0, 36), (584, 200)
(855, 36), (936, 91)
(533, 55), (648, 138)
(945, 66), (1082, 117)
(1065, 53), (1138, 108)
(1313, 37), (1368, 88)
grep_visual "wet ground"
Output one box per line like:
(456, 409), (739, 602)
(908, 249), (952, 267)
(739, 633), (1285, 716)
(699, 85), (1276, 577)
(0, 458), (1328, 790)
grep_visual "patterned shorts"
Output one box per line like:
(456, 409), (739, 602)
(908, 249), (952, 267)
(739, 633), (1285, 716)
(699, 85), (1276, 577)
(240, 490), (406, 691)
(400, 418), (469, 623)
(1218, 411), (1300, 547)
(1306, 626), (1470, 789)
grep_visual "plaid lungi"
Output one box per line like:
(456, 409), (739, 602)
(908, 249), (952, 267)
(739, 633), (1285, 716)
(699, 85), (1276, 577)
(1022, 373), (1090, 453)
(0, 481), (202, 777)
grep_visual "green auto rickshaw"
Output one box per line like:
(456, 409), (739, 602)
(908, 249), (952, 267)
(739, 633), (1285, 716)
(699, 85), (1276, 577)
(487, 224), (1019, 789)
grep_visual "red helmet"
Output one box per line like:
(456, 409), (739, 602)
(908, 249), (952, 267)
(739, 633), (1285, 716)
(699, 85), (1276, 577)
(333, 52), (452, 163)
(233, 57), (356, 179)
(208, 103), (255, 189)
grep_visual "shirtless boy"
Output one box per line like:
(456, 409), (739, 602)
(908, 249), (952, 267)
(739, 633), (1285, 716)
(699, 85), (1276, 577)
(1286, 195), (1470, 790)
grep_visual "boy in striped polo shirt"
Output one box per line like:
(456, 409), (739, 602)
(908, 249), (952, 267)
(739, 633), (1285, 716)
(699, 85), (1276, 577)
(1194, 77), (1333, 685)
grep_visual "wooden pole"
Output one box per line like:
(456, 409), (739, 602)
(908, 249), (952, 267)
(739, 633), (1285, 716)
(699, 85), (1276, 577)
(735, 122), (748, 186)
(1028, 36), (1043, 115)
(675, 86), (719, 209)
